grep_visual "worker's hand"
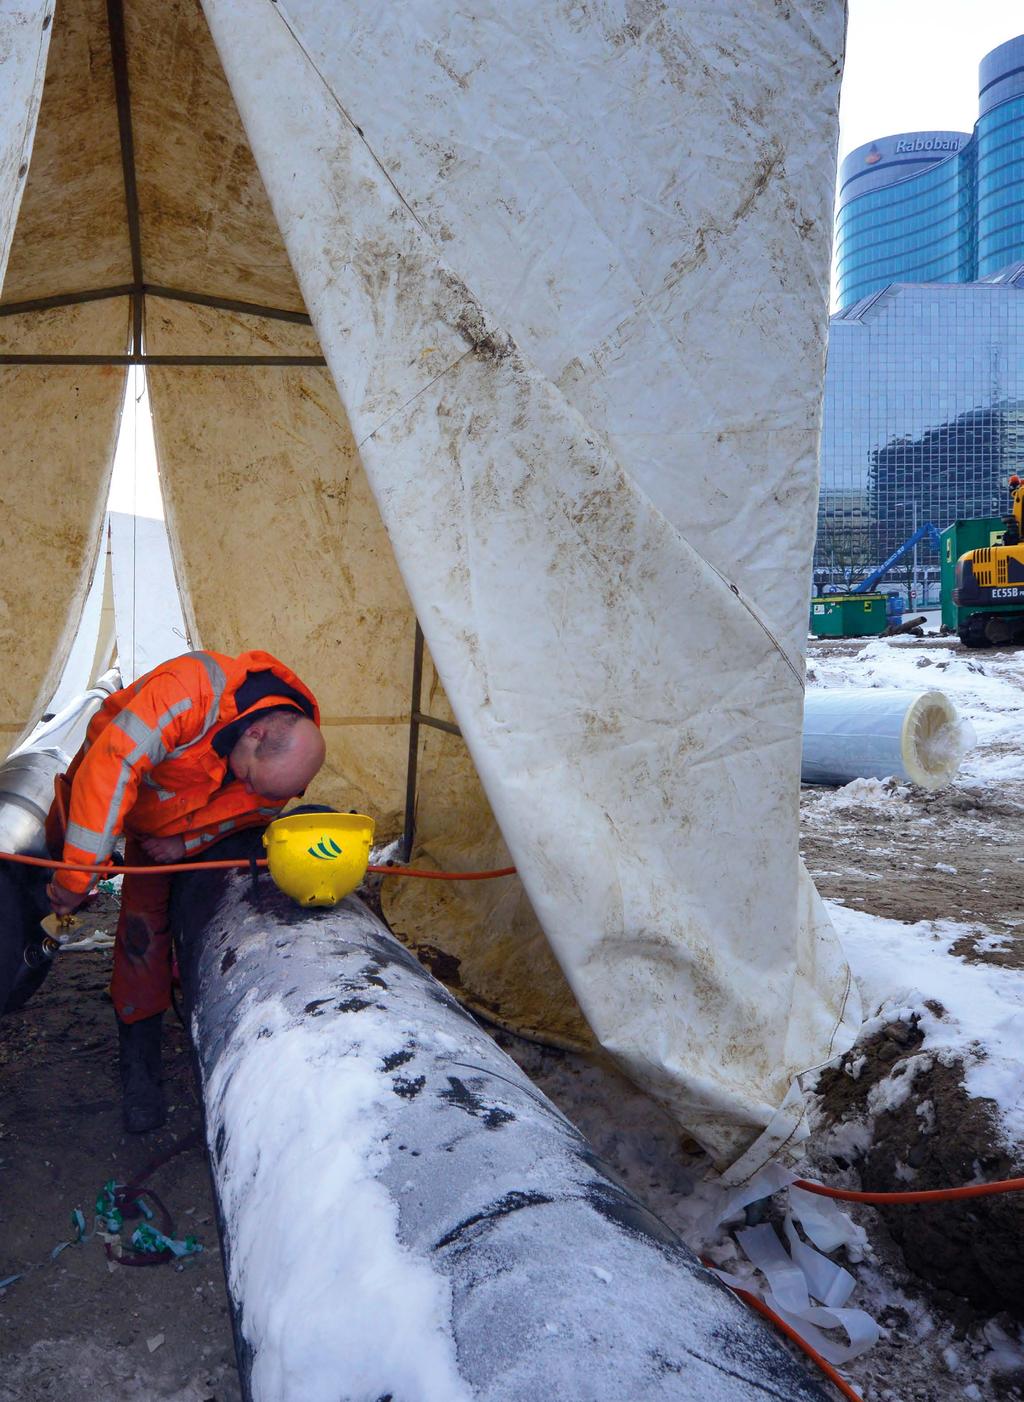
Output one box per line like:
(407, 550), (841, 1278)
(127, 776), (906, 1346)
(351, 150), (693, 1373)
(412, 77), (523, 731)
(46, 878), (87, 917)
(139, 834), (187, 863)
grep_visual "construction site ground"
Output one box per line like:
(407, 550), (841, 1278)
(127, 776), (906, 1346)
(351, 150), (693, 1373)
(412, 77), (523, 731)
(1, 623), (1023, 1401)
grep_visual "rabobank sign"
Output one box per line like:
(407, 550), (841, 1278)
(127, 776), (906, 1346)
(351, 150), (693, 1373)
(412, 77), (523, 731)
(894, 136), (961, 154)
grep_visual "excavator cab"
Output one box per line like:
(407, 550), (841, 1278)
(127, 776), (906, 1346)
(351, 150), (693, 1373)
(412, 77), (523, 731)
(953, 475), (1024, 645)
(1002, 475), (1024, 546)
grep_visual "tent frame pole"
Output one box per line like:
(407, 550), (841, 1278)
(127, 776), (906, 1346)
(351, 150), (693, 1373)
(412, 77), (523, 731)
(402, 624), (424, 862)
(401, 624), (464, 862)
(0, 353), (326, 366)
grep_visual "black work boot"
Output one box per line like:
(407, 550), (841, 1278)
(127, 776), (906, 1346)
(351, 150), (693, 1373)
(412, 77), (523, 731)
(117, 1013), (166, 1134)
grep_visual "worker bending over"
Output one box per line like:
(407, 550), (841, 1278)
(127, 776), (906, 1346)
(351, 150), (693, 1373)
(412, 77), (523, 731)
(45, 650), (325, 1132)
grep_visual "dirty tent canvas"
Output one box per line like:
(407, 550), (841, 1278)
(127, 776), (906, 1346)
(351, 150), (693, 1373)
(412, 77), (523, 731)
(0, 0), (858, 1174)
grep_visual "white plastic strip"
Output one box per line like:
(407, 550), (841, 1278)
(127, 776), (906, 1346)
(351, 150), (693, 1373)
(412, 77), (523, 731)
(735, 1222), (880, 1365)
(705, 1172), (880, 1370)
(761, 1296), (880, 1367)
(788, 1185), (863, 1254)
(736, 1223), (813, 1315)
(710, 1161), (798, 1229)
(783, 1215), (855, 1310)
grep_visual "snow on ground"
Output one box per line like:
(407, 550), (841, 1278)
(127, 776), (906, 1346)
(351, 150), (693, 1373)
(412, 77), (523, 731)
(806, 630), (1024, 1146)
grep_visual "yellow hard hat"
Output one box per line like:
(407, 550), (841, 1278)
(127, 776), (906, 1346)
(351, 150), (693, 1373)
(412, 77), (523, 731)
(262, 812), (375, 907)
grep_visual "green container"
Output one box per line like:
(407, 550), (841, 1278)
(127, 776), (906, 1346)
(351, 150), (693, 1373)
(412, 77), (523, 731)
(809, 593), (888, 638)
(940, 517), (1005, 630)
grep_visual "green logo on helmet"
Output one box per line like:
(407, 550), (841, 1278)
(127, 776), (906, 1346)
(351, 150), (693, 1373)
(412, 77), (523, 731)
(308, 836), (344, 861)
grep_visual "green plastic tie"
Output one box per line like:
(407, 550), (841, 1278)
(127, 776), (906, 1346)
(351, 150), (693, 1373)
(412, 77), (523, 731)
(95, 1180), (123, 1233)
(129, 1223), (203, 1258)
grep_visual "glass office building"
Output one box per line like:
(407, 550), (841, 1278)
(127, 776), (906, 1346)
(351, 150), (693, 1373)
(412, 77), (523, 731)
(835, 35), (1024, 310)
(817, 36), (1024, 585)
(815, 268), (1024, 589)
(978, 39), (1024, 278)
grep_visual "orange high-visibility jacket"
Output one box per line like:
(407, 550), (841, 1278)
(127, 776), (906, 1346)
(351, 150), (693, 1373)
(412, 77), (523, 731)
(58, 650), (320, 894)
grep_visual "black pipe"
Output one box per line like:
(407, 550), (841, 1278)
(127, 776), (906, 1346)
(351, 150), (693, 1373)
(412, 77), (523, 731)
(170, 827), (828, 1402)
(0, 860), (52, 1013)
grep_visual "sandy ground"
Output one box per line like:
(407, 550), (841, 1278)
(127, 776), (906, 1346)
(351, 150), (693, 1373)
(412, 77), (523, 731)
(0, 895), (240, 1402)
(2, 632), (1023, 1401)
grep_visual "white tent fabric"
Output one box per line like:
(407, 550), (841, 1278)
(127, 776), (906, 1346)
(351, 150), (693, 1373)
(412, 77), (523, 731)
(109, 510), (187, 684)
(0, 0), (859, 1175)
(45, 506), (185, 706)
(0, 2), (51, 290)
(45, 527), (114, 714)
(201, 0), (859, 1176)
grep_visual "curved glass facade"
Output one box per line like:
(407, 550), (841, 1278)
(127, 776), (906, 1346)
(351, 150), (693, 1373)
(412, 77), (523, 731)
(978, 76), (1024, 277)
(836, 135), (973, 308)
(835, 36), (1024, 310)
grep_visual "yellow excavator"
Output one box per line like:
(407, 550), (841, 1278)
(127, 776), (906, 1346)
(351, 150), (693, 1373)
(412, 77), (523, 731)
(953, 475), (1024, 646)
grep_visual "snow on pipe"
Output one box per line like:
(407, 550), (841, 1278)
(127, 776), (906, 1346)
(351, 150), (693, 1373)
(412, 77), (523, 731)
(802, 689), (974, 789)
(170, 828), (830, 1402)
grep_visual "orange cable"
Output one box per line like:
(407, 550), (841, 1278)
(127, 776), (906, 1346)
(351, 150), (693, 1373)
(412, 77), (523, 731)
(792, 1175), (1024, 1205)
(0, 848), (516, 882)
(702, 1263), (863, 1402)
(4, 851), (264, 876)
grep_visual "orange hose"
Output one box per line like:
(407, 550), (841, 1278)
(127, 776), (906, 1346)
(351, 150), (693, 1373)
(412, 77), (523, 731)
(703, 1263), (863, 1402)
(5, 851), (264, 875)
(792, 1175), (1024, 1204)
(0, 848), (516, 882)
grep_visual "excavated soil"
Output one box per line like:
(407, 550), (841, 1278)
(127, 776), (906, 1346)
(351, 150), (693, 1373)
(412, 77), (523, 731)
(817, 1026), (1024, 1319)
(0, 895), (240, 1402)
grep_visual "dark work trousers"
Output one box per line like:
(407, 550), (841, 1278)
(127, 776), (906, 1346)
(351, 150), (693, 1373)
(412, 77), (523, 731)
(109, 835), (175, 1024)
(46, 777), (175, 1025)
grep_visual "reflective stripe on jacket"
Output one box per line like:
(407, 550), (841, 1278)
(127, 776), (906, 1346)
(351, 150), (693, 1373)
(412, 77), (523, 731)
(59, 650), (320, 893)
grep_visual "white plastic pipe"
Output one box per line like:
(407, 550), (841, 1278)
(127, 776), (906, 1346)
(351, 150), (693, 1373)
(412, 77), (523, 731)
(170, 831), (831, 1402)
(801, 690), (973, 790)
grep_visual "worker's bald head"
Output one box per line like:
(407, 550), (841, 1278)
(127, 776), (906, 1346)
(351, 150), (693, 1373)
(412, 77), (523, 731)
(229, 711), (326, 801)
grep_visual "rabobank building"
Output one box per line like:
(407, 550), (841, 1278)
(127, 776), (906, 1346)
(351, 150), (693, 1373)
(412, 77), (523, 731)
(835, 35), (1024, 309)
(836, 131), (972, 309)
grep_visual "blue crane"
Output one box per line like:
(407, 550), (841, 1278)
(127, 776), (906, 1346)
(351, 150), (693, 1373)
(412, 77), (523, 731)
(852, 521), (944, 595)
